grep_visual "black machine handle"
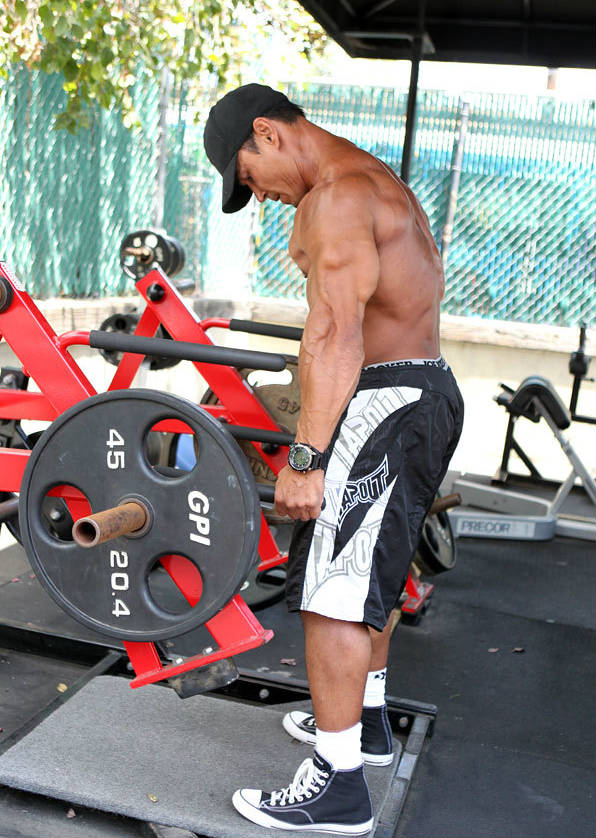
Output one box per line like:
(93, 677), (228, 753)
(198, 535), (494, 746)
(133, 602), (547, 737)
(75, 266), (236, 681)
(568, 323), (595, 424)
(569, 324), (590, 379)
(89, 331), (287, 372)
(172, 278), (195, 296)
(579, 324), (587, 354)
(230, 318), (303, 342)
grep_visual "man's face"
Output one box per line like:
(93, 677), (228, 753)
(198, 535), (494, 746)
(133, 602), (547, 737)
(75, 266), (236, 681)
(237, 141), (302, 208)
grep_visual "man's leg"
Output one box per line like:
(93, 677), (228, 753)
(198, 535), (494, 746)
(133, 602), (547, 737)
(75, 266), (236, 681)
(298, 609), (396, 770)
(232, 610), (374, 832)
(302, 611), (371, 730)
(302, 609), (396, 725)
(369, 609), (395, 671)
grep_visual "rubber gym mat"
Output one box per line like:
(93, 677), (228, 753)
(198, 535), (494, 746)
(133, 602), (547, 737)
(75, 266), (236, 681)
(436, 535), (596, 629)
(0, 647), (89, 741)
(390, 599), (596, 838)
(0, 675), (406, 837)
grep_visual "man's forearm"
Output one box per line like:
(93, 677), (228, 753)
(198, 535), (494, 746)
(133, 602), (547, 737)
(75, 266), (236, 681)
(295, 334), (364, 451)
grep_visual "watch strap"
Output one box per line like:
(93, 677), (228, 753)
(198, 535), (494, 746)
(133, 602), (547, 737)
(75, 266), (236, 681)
(289, 442), (326, 471)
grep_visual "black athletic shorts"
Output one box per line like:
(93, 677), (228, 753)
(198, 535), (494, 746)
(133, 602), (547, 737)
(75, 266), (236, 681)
(285, 356), (464, 632)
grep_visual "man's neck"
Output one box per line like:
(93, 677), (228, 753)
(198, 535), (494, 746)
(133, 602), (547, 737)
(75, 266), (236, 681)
(289, 121), (349, 193)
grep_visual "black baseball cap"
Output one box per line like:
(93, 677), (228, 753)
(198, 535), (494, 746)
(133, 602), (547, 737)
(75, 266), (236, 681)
(203, 83), (292, 213)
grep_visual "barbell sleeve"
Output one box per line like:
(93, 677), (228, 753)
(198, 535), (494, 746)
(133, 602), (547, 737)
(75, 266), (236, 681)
(89, 330), (287, 372)
(72, 501), (148, 547)
(428, 493), (461, 515)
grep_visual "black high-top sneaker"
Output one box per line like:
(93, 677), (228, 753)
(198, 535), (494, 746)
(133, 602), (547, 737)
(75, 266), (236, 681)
(232, 751), (374, 834)
(282, 706), (396, 766)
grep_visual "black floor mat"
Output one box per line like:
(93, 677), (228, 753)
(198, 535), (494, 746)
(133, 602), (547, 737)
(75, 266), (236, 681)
(434, 536), (595, 629)
(0, 647), (89, 741)
(391, 598), (595, 769)
(396, 734), (595, 838)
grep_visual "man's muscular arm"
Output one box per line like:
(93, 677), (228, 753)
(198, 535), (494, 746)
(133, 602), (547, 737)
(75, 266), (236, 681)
(274, 179), (380, 521)
(296, 181), (380, 451)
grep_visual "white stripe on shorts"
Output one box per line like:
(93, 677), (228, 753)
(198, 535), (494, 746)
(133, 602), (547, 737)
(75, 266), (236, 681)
(300, 384), (422, 619)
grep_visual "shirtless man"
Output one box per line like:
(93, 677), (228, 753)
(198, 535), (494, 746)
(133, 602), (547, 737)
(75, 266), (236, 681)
(204, 83), (463, 834)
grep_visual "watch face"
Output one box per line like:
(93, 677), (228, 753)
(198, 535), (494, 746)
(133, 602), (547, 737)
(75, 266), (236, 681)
(291, 445), (312, 470)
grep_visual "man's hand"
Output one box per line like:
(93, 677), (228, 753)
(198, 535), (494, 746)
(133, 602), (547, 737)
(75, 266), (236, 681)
(274, 466), (325, 521)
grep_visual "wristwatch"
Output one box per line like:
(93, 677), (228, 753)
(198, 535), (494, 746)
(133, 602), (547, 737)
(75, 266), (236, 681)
(288, 442), (326, 472)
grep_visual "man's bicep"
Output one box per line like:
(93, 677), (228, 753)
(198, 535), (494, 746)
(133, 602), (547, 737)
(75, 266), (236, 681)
(305, 212), (380, 329)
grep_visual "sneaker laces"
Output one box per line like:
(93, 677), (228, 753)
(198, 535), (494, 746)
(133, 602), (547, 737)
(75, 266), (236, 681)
(270, 758), (329, 806)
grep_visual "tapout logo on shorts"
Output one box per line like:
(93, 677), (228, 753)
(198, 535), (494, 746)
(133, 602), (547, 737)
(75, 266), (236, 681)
(337, 456), (390, 530)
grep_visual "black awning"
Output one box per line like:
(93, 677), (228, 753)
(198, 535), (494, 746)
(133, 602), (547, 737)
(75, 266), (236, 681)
(298, 1), (596, 69)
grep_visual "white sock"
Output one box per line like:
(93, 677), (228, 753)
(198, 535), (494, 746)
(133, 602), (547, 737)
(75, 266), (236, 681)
(363, 667), (387, 708)
(315, 722), (362, 770)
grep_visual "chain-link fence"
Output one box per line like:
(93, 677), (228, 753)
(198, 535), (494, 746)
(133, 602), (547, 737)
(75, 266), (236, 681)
(1, 69), (594, 328)
(0, 65), (159, 297)
(253, 84), (596, 327)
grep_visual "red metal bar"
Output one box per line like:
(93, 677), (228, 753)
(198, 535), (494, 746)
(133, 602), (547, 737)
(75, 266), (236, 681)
(108, 307), (162, 391)
(199, 317), (231, 331)
(256, 510), (288, 571)
(55, 330), (91, 350)
(0, 449), (30, 492)
(0, 263), (96, 413)
(401, 574), (434, 616)
(205, 595), (273, 648)
(159, 554), (203, 605)
(151, 418), (194, 434)
(0, 390), (55, 421)
(123, 640), (163, 676)
(257, 550), (290, 572)
(128, 595), (273, 688)
(200, 404), (232, 421)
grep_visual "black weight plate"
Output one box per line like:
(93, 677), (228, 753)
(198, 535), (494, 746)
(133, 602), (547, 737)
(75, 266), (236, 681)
(98, 312), (179, 371)
(120, 230), (174, 279)
(414, 497), (457, 575)
(98, 312), (140, 366)
(239, 565), (287, 611)
(166, 235), (185, 278)
(19, 390), (260, 641)
(148, 326), (179, 371)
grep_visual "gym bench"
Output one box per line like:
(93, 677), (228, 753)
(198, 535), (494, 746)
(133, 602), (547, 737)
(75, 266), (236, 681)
(450, 375), (596, 541)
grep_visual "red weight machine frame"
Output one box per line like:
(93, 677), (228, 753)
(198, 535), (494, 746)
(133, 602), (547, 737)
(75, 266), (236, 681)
(0, 261), (432, 689)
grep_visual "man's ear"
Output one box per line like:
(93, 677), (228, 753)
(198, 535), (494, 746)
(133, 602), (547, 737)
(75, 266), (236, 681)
(252, 117), (281, 150)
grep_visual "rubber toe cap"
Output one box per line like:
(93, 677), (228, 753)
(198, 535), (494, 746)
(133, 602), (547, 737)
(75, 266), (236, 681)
(233, 788), (262, 808)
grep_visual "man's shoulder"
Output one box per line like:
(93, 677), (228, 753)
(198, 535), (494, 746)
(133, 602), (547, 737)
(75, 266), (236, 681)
(297, 169), (378, 228)
(317, 167), (379, 202)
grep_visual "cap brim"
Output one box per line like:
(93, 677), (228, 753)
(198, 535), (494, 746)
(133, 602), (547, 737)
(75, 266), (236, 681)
(222, 153), (252, 214)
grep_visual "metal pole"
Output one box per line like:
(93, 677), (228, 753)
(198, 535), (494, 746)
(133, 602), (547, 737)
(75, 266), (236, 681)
(400, 0), (426, 183)
(441, 100), (470, 264)
(153, 66), (171, 229)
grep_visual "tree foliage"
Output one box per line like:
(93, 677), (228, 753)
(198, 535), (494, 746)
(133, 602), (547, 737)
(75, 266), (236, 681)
(1, 0), (327, 131)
